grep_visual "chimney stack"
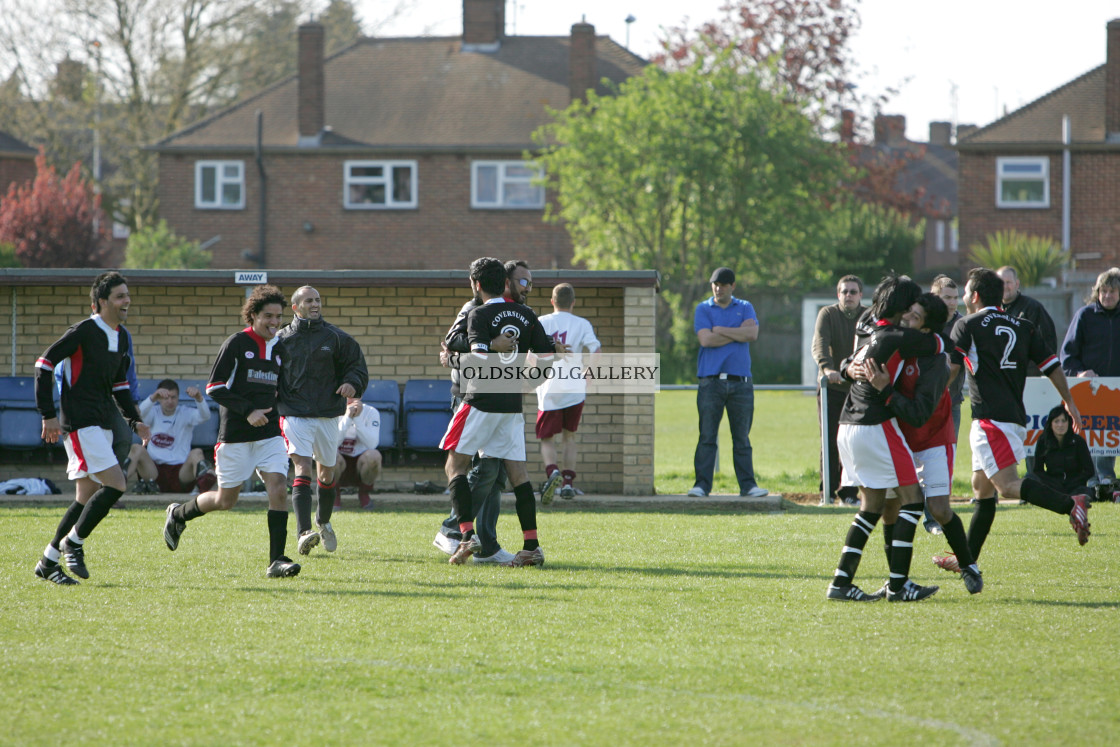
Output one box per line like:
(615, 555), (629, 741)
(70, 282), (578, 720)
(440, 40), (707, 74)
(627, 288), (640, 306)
(839, 109), (855, 143)
(569, 21), (596, 104)
(873, 114), (907, 145)
(929, 121), (951, 145)
(1106, 19), (1120, 140)
(957, 124), (978, 141)
(298, 22), (325, 144)
(463, 0), (504, 48)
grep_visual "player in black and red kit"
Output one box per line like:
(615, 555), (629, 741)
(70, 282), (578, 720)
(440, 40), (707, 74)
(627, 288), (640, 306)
(32, 271), (151, 585)
(939, 267), (1089, 570)
(826, 274), (945, 602)
(440, 257), (555, 567)
(162, 285), (301, 578)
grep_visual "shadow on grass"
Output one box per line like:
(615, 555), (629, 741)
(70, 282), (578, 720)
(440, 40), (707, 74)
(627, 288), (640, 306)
(1000, 598), (1120, 609)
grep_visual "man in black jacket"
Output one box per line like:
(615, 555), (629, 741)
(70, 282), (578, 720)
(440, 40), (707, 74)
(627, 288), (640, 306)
(277, 286), (369, 556)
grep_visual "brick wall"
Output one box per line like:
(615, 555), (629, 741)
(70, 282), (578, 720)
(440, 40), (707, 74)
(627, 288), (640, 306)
(157, 152), (575, 271)
(959, 149), (1120, 274)
(0, 157), (35, 197)
(0, 270), (657, 494)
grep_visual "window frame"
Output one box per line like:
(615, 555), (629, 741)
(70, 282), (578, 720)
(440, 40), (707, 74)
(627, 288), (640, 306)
(471, 160), (545, 209)
(194, 160), (245, 210)
(343, 160), (418, 210)
(996, 156), (1049, 209)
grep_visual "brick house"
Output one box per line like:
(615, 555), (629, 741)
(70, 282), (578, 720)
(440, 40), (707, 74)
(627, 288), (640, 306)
(151, 0), (645, 271)
(0, 130), (36, 202)
(957, 18), (1120, 278)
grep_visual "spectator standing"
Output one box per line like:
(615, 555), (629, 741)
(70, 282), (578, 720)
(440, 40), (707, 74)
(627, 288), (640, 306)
(162, 285), (299, 578)
(811, 275), (863, 505)
(688, 267), (768, 498)
(127, 379), (215, 494)
(32, 271), (150, 585)
(536, 283), (601, 500)
(335, 398), (382, 510)
(276, 286), (369, 556)
(1060, 267), (1120, 497)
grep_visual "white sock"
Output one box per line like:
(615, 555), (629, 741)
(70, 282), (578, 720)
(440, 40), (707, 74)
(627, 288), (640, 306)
(43, 544), (61, 562)
(66, 528), (85, 545)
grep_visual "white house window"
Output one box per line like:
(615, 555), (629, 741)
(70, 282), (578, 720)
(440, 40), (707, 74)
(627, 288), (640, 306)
(950, 220), (958, 252)
(935, 220), (945, 251)
(471, 161), (544, 209)
(195, 161), (244, 209)
(344, 161), (417, 209)
(996, 157), (1049, 208)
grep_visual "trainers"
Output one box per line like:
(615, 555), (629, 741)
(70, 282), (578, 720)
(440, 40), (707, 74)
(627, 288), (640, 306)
(433, 532), (460, 555)
(540, 470), (561, 505)
(686, 486), (707, 497)
(887, 580), (939, 602)
(164, 503), (185, 551)
(742, 486), (769, 498)
(932, 553), (960, 573)
(841, 496), (861, 507)
(866, 582), (889, 601)
(58, 537), (89, 579)
(449, 536), (479, 565)
(297, 530), (320, 555)
(560, 484), (576, 500)
(1070, 494), (1091, 545)
(318, 522), (337, 553)
(826, 583), (880, 601)
(924, 521), (943, 535)
(266, 556), (301, 578)
(961, 565), (984, 595)
(473, 547), (516, 564)
(35, 558), (79, 585)
(503, 547), (545, 567)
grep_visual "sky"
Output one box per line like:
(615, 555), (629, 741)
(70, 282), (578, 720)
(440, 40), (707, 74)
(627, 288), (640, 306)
(358, 0), (1119, 141)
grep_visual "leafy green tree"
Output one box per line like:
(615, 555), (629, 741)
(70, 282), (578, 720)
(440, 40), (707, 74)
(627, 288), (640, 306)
(822, 200), (923, 284)
(968, 230), (1067, 287)
(534, 53), (849, 366)
(124, 219), (211, 269)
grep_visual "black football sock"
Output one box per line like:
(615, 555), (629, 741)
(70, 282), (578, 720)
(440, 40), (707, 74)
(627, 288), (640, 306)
(267, 510), (288, 563)
(940, 514), (975, 568)
(882, 521), (895, 567)
(291, 476), (313, 535)
(832, 510), (880, 588)
(513, 481), (539, 550)
(1019, 476), (1075, 515)
(72, 486), (124, 539)
(968, 497), (998, 561)
(316, 480), (338, 525)
(173, 497), (206, 522)
(888, 503), (923, 593)
(51, 500), (86, 549)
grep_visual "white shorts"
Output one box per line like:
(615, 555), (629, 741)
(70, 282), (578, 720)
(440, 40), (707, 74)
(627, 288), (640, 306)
(215, 437), (289, 488)
(913, 444), (955, 498)
(62, 426), (117, 482)
(439, 404), (526, 462)
(838, 420), (918, 490)
(970, 419), (1025, 477)
(281, 416), (341, 467)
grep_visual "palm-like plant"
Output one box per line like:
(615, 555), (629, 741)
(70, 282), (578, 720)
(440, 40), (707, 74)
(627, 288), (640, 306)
(968, 230), (1067, 286)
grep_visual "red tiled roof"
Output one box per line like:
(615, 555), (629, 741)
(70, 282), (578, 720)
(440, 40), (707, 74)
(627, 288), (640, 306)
(958, 65), (1105, 147)
(154, 35), (646, 152)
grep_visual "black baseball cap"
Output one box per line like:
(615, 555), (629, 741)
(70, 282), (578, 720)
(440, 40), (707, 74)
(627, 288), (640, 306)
(710, 267), (735, 284)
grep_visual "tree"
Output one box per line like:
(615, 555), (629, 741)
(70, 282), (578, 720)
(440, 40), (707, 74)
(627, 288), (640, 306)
(0, 149), (110, 267)
(534, 53), (850, 368)
(822, 200), (923, 283)
(124, 218), (211, 269)
(969, 230), (1067, 287)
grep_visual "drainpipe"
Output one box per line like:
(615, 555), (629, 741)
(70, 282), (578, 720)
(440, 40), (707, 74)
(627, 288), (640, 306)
(10, 288), (16, 375)
(1062, 114), (1071, 251)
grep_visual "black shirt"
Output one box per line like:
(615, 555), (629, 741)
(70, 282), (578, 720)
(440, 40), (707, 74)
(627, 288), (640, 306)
(949, 307), (1059, 425)
(840, 321), (944, 426)
(205, 328), (284, 443)
(464, 298), (554, 413)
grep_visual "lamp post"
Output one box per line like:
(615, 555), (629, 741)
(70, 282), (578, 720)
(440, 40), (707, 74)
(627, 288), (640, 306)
(625, 15), (635, 50)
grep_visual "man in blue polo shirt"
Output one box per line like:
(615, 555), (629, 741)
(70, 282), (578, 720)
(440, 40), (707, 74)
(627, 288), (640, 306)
(688, 267), (768, 498)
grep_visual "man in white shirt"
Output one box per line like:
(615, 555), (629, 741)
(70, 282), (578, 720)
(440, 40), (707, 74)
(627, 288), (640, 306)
(536, 283), (601, 500)
(127, 379), (215, 494)
(335, 398), (382, 510)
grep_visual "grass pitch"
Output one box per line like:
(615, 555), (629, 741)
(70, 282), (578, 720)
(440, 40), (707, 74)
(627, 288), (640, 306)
(4, 503), (1117, 745)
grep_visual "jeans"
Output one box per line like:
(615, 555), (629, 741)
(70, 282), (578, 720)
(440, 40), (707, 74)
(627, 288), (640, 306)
(693, 377), (758, 494)
(439, 455), (506, 554)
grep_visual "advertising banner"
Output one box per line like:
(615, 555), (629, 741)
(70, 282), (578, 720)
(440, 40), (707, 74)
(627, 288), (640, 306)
(1023, 377), (1120, 456)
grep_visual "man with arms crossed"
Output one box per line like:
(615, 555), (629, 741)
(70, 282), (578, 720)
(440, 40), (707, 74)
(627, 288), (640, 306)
(937, 268), (1090, 576)
(277, 286), (369, 555)
(33, 271), (151, 585)
(162, 285), (300, 578)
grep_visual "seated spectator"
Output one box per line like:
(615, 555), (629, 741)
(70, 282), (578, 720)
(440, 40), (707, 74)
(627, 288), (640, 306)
(1028, 403), (1095, 499)
(127, 379), (215, 494)
(335, 398), (382, 510)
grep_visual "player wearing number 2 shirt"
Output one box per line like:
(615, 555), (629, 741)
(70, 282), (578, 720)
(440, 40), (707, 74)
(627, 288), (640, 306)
(943, 267), (1090, 571)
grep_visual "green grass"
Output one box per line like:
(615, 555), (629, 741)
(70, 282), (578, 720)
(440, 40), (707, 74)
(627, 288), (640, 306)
(3, 505), (1118, 745)
(656, 389), (983, 497)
